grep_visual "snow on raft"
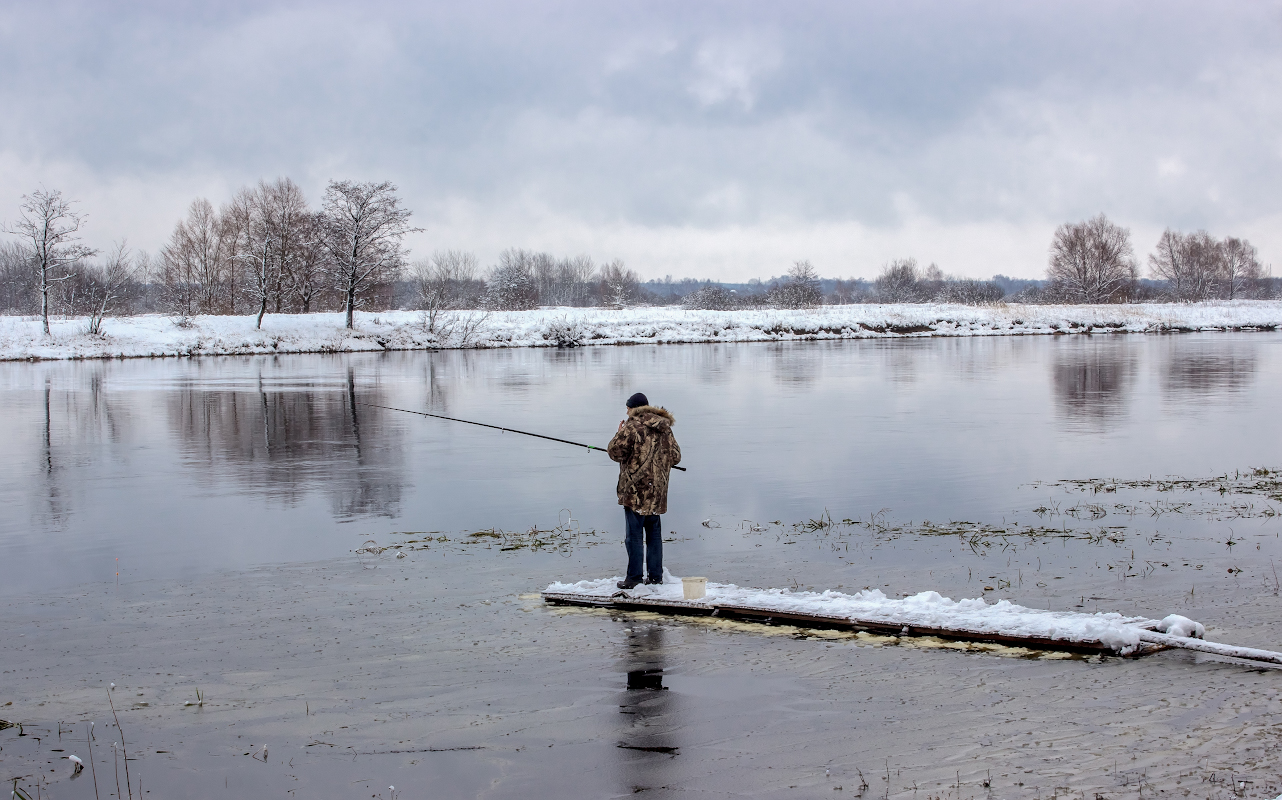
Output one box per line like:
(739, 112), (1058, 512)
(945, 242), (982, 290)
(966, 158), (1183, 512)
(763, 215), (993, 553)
(543, 576), (1210, 657)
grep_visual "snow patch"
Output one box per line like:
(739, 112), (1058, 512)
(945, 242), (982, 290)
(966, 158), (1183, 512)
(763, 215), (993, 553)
(1157, 614), (1205, 639)
(543, 579), (1167, 654)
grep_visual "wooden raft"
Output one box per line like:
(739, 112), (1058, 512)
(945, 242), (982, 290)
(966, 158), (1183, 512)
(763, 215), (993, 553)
(541, 590), (1167, 656)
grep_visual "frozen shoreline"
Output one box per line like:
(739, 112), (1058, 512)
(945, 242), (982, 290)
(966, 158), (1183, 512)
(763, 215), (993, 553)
(1, 300), (1280, 361)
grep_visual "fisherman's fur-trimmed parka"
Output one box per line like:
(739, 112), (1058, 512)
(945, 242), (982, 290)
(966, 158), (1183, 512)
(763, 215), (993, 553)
(607, 405), (681, 515)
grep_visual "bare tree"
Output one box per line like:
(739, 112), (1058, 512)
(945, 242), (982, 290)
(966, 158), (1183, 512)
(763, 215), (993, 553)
(599, 259), (640, 307)
(408, 257), (447, 332)
(530, 251), (559, 303)
(827, 278), (870, 304)
(218, 192), (255, 314)
(938, 278), (1005, 305)
(410, 248), (485, 324)
(770, 260), (823, 308)
(320, 181), (418, 329)
(875, 258), (921, 302)
(548, 255), (597, 307)
(436, 249), (484, 304)
(5, 189), (97, 334)
(231, 183), (288, 327)
(1149, 229), (1220, 301)
(83, 241), (138, 335)
(433, 249), (480, 284)
(1047, 214), (1136, 303)
(287, 212), (328, 312)
(0, 241), (33, 314)
(255, 178), (316, 313)
(160, 198), (229, 317)
(1220, 237), (1263, 300)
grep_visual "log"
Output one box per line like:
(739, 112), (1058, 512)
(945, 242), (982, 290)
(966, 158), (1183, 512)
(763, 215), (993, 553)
(1136, 630), (1282, 666)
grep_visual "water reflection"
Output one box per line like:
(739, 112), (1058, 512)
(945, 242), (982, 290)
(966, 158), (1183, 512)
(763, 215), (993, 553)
(1051, 342), (1136, 427)
(770, 344), (820, 387)
(39, 378), (69, 526)
(166, 367), (404, 517)
(616, 623), (680, 792)
(1163, 346), (1258, 399)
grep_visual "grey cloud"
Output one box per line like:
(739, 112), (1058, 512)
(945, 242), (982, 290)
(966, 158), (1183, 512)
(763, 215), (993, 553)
(1, 0), (1280, 278)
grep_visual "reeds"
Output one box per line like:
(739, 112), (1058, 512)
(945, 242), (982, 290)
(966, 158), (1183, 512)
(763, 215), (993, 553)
(385, 509), (600, 555)
(737, 513), (1124, 549)
(106, 689), (135, 800)
(1041, 465), (1282, 505)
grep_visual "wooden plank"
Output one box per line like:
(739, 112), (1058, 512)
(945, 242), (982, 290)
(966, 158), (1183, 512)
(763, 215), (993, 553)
(542, 592), (1164, 657)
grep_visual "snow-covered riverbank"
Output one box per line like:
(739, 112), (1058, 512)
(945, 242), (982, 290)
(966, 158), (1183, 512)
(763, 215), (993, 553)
(2, 301), (1279, 361)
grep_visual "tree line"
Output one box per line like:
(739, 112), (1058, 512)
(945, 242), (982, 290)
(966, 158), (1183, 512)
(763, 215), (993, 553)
(2, 180), (418, 333)
(2, 186), (1277, 335)
(1038, 214), (1271, 303)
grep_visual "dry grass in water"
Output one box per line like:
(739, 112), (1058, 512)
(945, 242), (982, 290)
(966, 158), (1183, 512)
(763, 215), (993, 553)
(375, 510), (601, 556)
(1041, 465), (1282, 504)
(735, 510), (1132, 555)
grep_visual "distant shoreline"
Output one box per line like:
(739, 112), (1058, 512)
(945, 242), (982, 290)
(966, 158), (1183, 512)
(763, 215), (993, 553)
(1, 302), (1279, 362)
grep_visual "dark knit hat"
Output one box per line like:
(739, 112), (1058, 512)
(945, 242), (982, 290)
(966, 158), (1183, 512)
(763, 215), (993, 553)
(626, 392), (649, 409)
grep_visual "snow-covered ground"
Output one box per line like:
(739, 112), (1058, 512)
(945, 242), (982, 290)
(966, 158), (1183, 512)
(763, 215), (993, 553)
(544, 575), (1205, 655)
(2, 301), (1280, 361)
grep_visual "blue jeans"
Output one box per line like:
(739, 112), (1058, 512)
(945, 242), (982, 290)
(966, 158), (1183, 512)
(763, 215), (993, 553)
(624, 507), (662, 582)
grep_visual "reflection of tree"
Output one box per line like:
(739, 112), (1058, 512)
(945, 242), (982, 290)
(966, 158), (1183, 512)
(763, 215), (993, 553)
(878, 341), (922, 385)
(1163, 348), (1257, 398)
(167, 368), (403, 518)
(615, 623), (680, 792)
(39, 377), (69, 526)
(770, 343), (819, 387)
(21, 363), (140, 529)
(1051, 343), (1136, 425)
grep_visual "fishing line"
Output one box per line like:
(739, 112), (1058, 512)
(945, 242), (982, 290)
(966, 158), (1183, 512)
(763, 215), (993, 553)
(357, 402), (687, 471)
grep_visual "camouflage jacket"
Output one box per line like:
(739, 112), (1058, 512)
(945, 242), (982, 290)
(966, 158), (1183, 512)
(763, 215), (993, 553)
(606, 405), (681, 516)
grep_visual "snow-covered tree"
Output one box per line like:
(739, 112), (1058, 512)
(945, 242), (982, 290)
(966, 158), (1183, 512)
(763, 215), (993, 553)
(320, 181), (417, 328)
(5, 189), (97, 335)
(486, 250), (539, 310)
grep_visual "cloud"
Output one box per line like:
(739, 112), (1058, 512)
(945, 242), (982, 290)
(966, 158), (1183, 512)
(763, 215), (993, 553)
(1, 1), (1280, 280)
(687, 35), (781, 110)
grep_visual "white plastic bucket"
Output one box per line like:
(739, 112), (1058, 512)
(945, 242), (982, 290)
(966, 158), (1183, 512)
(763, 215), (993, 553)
(682, 577), (708, 600)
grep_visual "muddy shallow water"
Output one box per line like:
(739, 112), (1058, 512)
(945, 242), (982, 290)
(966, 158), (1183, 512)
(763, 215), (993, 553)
(2, 334), (1281, 798)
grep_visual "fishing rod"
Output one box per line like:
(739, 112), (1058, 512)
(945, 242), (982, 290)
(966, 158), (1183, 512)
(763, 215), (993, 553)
(357, 402), (687, 471)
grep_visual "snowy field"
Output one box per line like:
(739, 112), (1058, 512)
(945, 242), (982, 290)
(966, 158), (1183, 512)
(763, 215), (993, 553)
(1, 300), (1280, 361)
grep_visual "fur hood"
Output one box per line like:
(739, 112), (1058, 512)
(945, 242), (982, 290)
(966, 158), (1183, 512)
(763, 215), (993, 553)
(627, 405), (675, 427)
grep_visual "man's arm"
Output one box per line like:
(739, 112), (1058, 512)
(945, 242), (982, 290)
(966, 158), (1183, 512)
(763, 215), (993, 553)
(669, 433), (681, 467)
(606, 422), (633, 463)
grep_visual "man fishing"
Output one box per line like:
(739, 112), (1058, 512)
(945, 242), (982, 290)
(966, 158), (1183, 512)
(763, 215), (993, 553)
(607, 392), (681, 590)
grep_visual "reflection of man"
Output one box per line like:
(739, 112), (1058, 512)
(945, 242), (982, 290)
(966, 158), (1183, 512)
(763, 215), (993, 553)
(607, 393), (681, 590)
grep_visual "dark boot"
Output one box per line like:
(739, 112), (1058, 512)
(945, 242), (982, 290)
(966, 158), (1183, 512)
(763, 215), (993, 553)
(616, 577), (643, 589)
(644, 576), (663, 585)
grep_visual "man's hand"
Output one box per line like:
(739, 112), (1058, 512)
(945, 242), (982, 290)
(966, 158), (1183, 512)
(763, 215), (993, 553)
(618, 420), (625, 431)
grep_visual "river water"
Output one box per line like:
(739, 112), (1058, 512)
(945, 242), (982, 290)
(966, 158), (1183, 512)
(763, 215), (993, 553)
(2, 334), (1281, 798)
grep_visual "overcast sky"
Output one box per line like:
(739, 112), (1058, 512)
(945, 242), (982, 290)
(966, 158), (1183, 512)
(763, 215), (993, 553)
(1, 1), (1279, 280)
